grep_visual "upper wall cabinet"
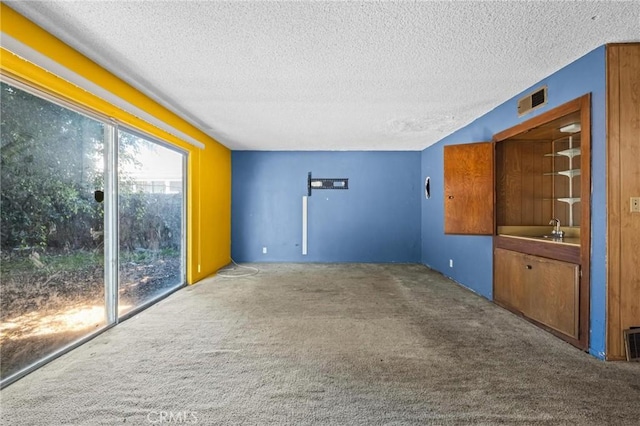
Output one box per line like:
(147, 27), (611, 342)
(444, 142), (494, 235)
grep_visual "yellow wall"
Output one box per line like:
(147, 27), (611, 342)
(190, 144), (232, 282)
(0, 3), (231, 283)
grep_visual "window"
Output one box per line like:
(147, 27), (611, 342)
(0, 79), (187, 386)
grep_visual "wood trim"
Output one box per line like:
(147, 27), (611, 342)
(493, 97), (584, 143)
(578, 94), (591, 352)
(495, 236), (580, 264)
(606, 44), (623, 360)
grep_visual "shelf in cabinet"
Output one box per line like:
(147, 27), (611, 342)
(544, 169), (581, 178)
(544, 147), (581, 158)
(557, 197), (581, 205)
(544, 197), (581, 204)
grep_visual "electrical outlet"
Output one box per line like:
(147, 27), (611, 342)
(631, 197), (640, 213)
(449, 259), (453, 268)
(262, 247), (267, 254)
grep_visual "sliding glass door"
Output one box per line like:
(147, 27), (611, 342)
(0, 79), (187, 386)
(0, 82), (107, 380)
(118, 130), (185, 316)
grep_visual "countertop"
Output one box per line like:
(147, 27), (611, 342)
(498, 234), (580, 247)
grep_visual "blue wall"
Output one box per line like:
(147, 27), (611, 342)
(231, 46), (608, 358)
(420, 46), (607, 358)
(232, 151), (421, 263)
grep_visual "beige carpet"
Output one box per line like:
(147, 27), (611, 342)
(1, 264), (639, 425)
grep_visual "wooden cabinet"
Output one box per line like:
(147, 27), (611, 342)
(493, 94), (590, 351)
(495, 248), (580, 339)
(494, 248), (528, 313)
(444, 142), (493, 235)
(491, 44), (640, 359)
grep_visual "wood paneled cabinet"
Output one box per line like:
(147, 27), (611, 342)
(492, 94), (591, 350)
(494, 248), (580, 339)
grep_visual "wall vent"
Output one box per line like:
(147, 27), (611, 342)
(517, 86), (547, 116)
(624, 328), (640, 361)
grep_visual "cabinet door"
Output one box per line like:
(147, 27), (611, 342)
(525, 255), (580, 339)
(494, 248), (528, 313)
(494, 248), (580, 339)
(444, 142), (494, 234)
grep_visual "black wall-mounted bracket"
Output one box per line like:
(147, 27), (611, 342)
(307, 172), (349, 196)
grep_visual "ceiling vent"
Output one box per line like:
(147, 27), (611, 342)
(517, 86), (547, 117)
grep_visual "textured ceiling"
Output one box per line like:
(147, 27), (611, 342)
(5, 1), (640, 151)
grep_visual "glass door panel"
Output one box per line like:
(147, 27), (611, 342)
(117, 130), (185, 316)
(0, 82), (107, 381)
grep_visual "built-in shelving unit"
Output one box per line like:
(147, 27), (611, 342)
(546, 133), (581, 226)
(493, 95), (591, 352)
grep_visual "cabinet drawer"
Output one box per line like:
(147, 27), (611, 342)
(495, 248), (580, 339)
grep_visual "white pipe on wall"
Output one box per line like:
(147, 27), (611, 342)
(302, 196), (308, 255)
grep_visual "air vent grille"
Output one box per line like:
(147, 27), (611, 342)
(517, 86), (547, 116)
(531, 88), (546, 108)
(624, 328), (640, 361)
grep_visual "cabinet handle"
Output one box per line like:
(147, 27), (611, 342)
(448, 195), (454, 199)
(525, 264), (532, 269)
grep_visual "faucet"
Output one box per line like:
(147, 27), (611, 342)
(549, 218), (564, 238)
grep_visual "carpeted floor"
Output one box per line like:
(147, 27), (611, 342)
(1, 264), (639, 425)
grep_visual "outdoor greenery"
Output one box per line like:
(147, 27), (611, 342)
(1, 82), (104, 250)
(0, 82), (182, 255)
(1, 80), (185, 381)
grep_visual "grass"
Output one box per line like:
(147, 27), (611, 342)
(1, 248), (179, 276)
(1, 250), (101, 275)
